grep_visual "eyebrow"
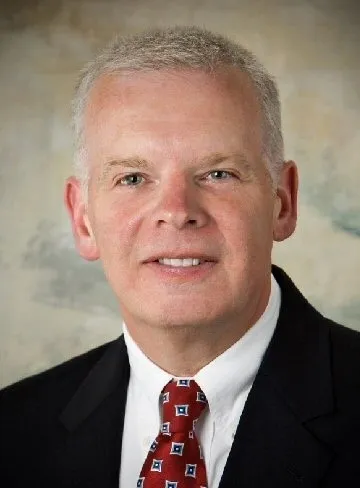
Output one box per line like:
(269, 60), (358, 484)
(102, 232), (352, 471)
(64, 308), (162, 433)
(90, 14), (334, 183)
(98, 157), (150, 183)
(197, 152), (253, 172)
(98, 152), (253, 182)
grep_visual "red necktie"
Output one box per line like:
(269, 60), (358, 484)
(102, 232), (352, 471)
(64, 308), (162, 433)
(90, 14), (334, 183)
(137, 379), (208, 488)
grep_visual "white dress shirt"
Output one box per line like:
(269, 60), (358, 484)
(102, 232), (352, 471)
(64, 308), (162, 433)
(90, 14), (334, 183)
(119, 274), (281, 488)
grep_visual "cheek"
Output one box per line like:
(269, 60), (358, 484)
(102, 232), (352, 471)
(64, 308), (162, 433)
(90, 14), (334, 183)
(222, 198), (273, 255)
(92, 201), (141, 257)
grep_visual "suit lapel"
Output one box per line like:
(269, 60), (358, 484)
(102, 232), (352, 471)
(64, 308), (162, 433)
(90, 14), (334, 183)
(59, 336), (130, 488)
(220, 266), (335, 487)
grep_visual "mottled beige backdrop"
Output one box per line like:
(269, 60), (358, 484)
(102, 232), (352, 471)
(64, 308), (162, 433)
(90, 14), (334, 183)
(1, 0), (359, 388)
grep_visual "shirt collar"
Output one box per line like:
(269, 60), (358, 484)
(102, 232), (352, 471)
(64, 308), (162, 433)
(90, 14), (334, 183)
(123, 274), (281, 428)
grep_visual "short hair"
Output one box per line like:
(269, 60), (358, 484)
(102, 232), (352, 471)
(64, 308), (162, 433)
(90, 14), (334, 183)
(72, 25), (284, 190)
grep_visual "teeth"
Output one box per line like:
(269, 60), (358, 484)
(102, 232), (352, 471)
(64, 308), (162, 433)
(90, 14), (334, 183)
(158, 258), (201, 267)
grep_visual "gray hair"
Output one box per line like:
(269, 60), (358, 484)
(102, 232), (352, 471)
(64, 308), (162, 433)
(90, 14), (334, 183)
(72, 26), (284, 191)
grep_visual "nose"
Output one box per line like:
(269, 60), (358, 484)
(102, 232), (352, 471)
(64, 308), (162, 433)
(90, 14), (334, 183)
(152, 176), (209, 230)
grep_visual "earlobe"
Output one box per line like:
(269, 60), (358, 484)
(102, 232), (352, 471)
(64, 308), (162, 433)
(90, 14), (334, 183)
(64, 177), (100, 261)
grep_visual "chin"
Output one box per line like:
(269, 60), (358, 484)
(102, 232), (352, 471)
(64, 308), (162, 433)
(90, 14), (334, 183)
(132, 297), (229, 330)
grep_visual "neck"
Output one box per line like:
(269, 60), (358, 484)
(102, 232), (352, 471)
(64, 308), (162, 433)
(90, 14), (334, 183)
(123, 280), (272, 377)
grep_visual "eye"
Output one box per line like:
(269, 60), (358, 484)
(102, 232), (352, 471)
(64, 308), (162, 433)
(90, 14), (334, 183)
(117, 173), (144, 186)
(206, 170), (235, 181)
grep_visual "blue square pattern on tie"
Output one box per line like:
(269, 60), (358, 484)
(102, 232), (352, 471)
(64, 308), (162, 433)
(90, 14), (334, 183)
(197, 391), (207, 403)
(165, 482), (178, 488)
(162, 422), (171, 434)
(150, 440), (158, 452)
(137, 477), (145, 487)
(175, 404), (189, 416)
(185, 464), (197, 478)
(170, 442), (184, 455)
(177, 379), (191, 387)
(162, 392), (170, 403)
(151, 459), (163, 472)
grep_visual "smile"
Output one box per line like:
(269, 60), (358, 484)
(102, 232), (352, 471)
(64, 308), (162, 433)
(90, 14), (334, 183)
(157, 258), (203, 267)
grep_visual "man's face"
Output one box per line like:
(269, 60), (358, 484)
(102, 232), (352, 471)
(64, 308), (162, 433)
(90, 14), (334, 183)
(67, 68), (297, 332)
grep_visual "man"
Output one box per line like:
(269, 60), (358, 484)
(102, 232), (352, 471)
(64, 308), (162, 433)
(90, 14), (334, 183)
(1, 26), (359, 488)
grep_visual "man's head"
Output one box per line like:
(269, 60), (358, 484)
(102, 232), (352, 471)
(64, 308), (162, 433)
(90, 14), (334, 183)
(65, 26), (297, 338)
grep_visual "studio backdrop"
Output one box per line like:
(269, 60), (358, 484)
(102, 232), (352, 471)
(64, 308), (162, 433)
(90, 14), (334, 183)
(0, 0), (359, 387)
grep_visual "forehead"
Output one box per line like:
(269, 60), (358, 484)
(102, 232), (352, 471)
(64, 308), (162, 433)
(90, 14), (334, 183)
(83, 68), (263, 163)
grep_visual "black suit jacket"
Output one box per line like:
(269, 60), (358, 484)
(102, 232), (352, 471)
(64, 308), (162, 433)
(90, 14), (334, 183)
(1, 266), (360, 487)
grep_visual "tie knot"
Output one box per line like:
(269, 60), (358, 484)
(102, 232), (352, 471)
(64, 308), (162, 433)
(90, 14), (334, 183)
(160, 379), (208, 435)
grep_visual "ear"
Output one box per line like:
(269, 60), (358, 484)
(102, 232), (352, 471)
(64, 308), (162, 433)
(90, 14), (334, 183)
(64, 176), (100, 261)
(273, 160), (299, 242)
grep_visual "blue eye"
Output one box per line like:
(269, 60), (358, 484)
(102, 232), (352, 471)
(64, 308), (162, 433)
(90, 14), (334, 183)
(119, 173), (144, 186)
(207, 170), (234, 180)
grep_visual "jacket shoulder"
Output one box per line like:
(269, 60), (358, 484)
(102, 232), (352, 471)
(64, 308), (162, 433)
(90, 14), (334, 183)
(326, 319), (360, 405)
(327, 317), (360, 346)
(0, 338), (119, 415)
(327, 318), (360, 367)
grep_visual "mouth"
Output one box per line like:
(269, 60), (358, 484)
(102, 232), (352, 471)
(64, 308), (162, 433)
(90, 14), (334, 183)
(143, 255), (217, 278)
(157, 257), (207, 267)
(144, 254), (216, 265)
